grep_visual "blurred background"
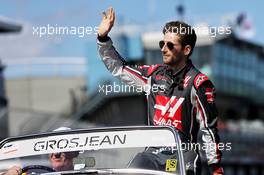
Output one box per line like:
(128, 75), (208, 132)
(0, 0), (264, 174)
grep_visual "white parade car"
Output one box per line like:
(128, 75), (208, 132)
(0, 126), (186, 175)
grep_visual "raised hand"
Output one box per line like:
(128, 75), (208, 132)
(98, 6), (115, 37)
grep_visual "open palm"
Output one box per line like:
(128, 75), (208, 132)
(98, 7), (115, 37)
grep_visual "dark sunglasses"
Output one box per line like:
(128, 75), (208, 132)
(159, 40), (175, 50)
(52, 151), (79, 159)
(54, 153), (62, 158)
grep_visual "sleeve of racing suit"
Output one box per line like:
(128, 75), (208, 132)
(97, 35), (152, 91)
(192, 81), (224, 174)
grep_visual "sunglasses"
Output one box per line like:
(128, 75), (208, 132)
(54, 153), (62, 158)
(51, 151), (79, 159)
(159, 40), (176, 51)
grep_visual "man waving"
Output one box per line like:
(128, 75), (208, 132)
(97, 7), (224, 175)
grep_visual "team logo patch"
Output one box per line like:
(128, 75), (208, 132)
(165, 159), (177, 172)
(155, 74), (169, 81)
(205, 88), (215, 103)
(153, 95), (184, 130)
(194, 73), (208, 89)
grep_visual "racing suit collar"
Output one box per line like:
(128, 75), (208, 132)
(165, 59), (193, 76)
(166, 63), (187, 76)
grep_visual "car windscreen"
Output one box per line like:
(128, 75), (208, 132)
(0, 126), (184, 175)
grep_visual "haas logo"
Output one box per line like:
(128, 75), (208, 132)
(153, 95), (184, 130)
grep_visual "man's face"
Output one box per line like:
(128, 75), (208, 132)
(160, 32), (186, 67)
(49, 153), (74, 171)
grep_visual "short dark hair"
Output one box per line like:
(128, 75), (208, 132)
(162, 21), (197, 57)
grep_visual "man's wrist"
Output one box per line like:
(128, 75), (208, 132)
(97, 34), (110, 42)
